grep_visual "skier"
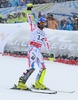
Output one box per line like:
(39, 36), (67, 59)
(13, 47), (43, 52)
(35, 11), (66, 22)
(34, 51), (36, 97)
(17, 17), (50, 90)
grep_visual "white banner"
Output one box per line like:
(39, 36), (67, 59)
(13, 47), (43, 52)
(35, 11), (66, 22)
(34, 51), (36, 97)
(44, 29), (78, 57)
(0, 23), (78, 57)
(0, 22), (30, 53)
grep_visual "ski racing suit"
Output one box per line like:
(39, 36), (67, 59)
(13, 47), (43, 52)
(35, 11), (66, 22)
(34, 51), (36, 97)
(17, 21), (50, 90)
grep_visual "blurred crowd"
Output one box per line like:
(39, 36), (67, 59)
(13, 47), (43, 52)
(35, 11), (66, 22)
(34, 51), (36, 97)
(0, 0), (77, 8)
(0, 0), (10, 8)
(0, 3), (34, 23)
(58, 15), (78, 30)
(0, 10), (78, 30)
(38, 12), (78, 30)
(0, 0), (27, 8)
(0, 0), (78, 30)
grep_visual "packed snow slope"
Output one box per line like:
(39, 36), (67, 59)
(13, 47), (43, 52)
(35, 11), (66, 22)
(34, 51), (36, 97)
(0, 54), (78, 100)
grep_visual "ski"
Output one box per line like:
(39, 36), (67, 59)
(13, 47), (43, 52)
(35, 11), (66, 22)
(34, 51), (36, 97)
(31, 89), (57, 94)
(39, 86), (75, 94)
(10, 84), (57, 94)
(31, 84), (57, 94)
(31, 85), (75, 94)
(50, 89), (75, 94)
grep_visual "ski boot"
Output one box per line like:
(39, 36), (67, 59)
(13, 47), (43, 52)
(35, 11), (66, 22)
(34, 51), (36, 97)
(33, 68), (47, 90)
(33, 79), (46, 90)
(17, 80), (28, 90)
(17, 68), (35, 90)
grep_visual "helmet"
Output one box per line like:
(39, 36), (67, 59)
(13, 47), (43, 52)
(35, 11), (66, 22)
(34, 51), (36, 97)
(38, 17), (46, 23)
(37, 17), (46, 29)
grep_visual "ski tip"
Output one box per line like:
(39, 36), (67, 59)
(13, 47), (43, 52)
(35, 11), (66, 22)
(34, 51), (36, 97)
(50, 91), (57, 94)
(10, 84), (17, 89)
(70, 91), (75, 93)
(10, 84), (32, 91)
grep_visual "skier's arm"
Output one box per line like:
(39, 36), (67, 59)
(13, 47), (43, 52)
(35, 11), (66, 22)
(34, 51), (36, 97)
(27, 14), (36, 31)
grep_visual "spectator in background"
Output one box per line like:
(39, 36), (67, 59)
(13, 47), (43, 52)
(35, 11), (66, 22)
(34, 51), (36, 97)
(21, 11), (27, 22)
(38, 11), (42, 18)
(62, 19), (69, 30)
(0, 14), (4, 23)
(15, 12), (23, 23)
(0, 0), (10, 8)
(66, 16), (74, 30)
(73, 17), (78, 30)
(7, 13), (15, 23)
(47, 14), (58, 29)
(12, 12), (18, 23)
(58, 17), (74, 31)
(58, 19), (65, 30)
(20, 0), (26, 6)
(6, 11), (28, 23)
(9, 0), (20, 7)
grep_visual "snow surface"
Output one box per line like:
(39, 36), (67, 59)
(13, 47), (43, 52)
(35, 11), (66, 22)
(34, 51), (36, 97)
(0, 54), (78, 100)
